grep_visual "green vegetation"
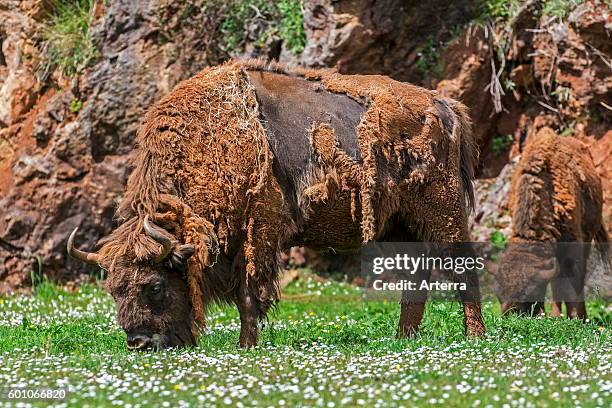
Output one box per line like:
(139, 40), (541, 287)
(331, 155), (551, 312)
(490, 230), (508, 249)
(478, 0), (522, 22)
(478, 0), (587, 22)
(490, 134), (514, 156)
(68, 98), (83, 113)
(0, 276), (609, 406)
(489, 230), (508, 260)
(40, 0), (97, 76)
(415, 36), (445, 78)
(559, 124), (575, 136)
(278, 0), (306, 54)
(415, 21), (469, 79)
(552, 85), (573, 102)
(219, 0), (306, 55)
(541, 0), (586, 19)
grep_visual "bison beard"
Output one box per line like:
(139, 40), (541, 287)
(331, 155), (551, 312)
(68, 59), (485, 349)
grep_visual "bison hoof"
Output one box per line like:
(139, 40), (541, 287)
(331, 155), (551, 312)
(465, 325), (486, 338)
(396, 326), (419, 339)
(237, 338), (258, 348)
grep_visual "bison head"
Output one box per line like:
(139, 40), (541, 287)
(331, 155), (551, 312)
(67, 215), (201, 351)
(491, 242), (558, 316)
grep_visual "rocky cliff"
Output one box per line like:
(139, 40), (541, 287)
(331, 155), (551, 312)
(0, 0), (609, 293)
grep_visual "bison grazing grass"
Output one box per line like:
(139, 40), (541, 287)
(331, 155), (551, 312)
(493, 127), (609, 319)
(67, 59), (484, 350)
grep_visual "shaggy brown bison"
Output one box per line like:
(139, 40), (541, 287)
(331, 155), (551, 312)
(68, 59), (485, 349)
(493, 127), (608, 319)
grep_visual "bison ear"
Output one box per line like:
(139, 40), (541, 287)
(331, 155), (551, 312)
(170, 244), (195, 271)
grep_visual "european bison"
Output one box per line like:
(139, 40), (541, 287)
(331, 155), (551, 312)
(68, 59), (484, 349)
(494, 127), (608, 319)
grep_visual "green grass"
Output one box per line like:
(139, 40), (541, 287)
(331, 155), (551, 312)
(0, 277), (610, 407)
(40, 0), (97, 76)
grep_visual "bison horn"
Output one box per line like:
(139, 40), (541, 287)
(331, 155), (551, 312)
(143, 215), (173, 263)
(67, 228), (100, 265)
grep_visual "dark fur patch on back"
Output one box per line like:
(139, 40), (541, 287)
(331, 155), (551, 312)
(247, 71), (366, 219)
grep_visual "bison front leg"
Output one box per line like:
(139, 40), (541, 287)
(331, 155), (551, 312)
(236, 279), (260, 348)
(398, 267), (431, 338)
(398, 302), (427, 338)
(443, 241), (485, 338)
(553, 244), (589, 321)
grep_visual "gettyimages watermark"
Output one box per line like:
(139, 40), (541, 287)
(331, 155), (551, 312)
(360, 242), (611, 302)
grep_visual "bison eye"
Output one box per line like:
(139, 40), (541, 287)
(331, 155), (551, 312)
(144, 281), (165, 303)
(151, 282), (162, 294)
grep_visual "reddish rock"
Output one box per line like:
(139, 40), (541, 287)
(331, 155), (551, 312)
(0, 0), (229, 293)
(436, 27), (495, 151)
(0, 0), (609, 293)
(588, 132), (612, 233)
(301, 0), (478, 83)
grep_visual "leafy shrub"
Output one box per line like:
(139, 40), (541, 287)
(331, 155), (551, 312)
(219, 0), (306, 55)
(541, 0), (585, 19)
(490, 230), (508, 249)
(219, 0), (275, 52)
(415, 36), (444, 77)
(278, 0), (306, 54)
(478, 0), (522, 22)
(41, 0), (97, 76)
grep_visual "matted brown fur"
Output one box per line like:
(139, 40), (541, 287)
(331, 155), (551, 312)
(509, 128), (605, 243)
(98, 62), (282, 336)
(89, 59), (484, 348)
(496, 127), (608, 318)
(299, 67), (476, 243)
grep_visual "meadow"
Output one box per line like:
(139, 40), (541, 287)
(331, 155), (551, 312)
(0, 272), (610, 407)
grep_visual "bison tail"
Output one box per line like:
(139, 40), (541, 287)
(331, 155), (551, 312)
(452, 101), (478, 212)
(595, 221), (610, 269)
(433, 97), (478, 212)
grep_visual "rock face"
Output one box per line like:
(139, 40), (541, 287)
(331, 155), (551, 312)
(301, 0), (478, 83)
(439, 1), (610, 178)
(0, 0), (229, 293)
(469, 158), (517, 244)
(0, 0), (609, 293)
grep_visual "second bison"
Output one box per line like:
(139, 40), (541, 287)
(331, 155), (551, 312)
(494, 127), (608, 319)
(67, 59), (484, 349)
